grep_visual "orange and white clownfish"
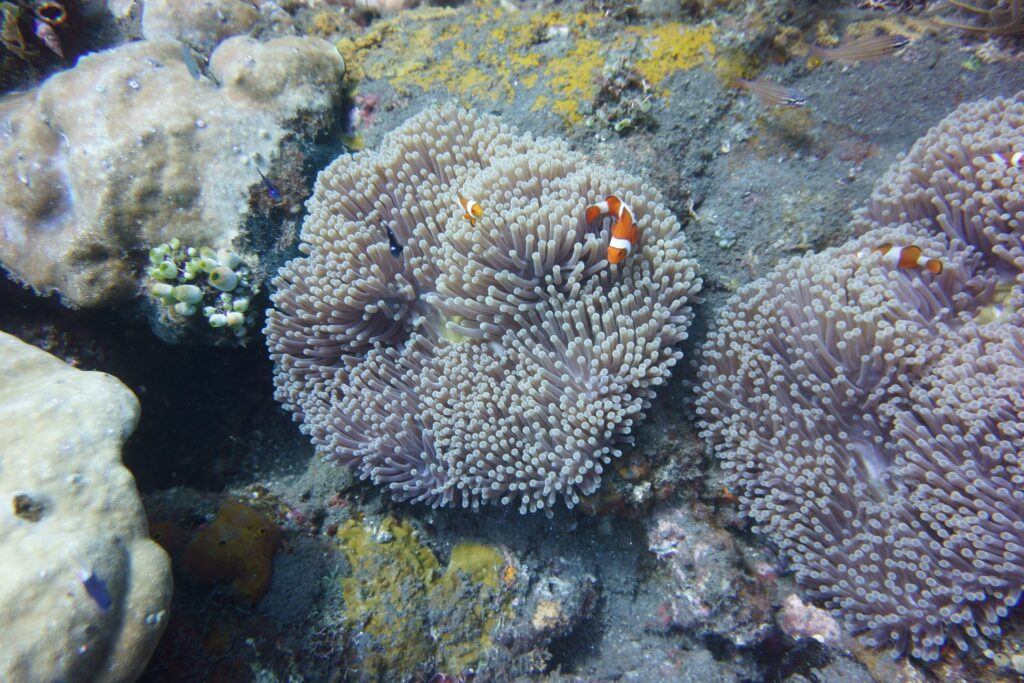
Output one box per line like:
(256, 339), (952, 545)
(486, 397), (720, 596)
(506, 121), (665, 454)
(987, 151), (1024, 168)
(458, 195), (483, 226)
(585, 195), (638, 265)
(863, 243), (943, 274)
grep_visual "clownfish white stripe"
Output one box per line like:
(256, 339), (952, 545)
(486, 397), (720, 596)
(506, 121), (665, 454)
(609, 236), (633, 253)
(861, 243), (943, 274)
(988, 151), (1024, 167)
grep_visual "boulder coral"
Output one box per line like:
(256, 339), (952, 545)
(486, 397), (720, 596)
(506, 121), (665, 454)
(266, 103), (701, 513)
(697, 91), (1024, 661)
(0, 36), (344, 309)
(0, 331), (172, 682)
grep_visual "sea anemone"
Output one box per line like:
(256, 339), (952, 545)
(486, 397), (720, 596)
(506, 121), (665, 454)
(266, 103), (701, 513)
(696, 221), (1024, 659)
(853, 90), (1024, 278)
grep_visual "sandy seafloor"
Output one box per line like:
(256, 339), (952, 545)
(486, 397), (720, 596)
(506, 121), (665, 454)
(2, 0), (1024, 681)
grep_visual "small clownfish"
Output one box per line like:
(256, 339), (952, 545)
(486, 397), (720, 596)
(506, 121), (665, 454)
(864, 243), (943, 274)
(987, 151), (1024, 168)
(586, 195), (638, 265)
(458, 195), (483, 226)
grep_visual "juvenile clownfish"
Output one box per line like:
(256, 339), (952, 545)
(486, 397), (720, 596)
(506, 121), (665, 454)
(585, 195), (638, 265)
(987, 151), (1024, 168)
(458, 195), (483, 226)
(863, 243), (943, 274)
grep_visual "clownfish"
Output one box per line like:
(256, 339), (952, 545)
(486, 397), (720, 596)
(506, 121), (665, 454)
(863, 243), (943, 274)
(987, 151), (1024, 168)
(458, 195), (483, 226)
(586, 195), (638, 265)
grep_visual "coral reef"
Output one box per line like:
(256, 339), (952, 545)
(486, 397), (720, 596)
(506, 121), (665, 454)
(0, 331), (172, 682)
(179, 500), (282, 605)
(335, 6), (716, 128)
(0, 35), (345, 310)
(266, 103), (701, 513)
(698, 88), (1024, 657)
(696, 89), (1024, 662)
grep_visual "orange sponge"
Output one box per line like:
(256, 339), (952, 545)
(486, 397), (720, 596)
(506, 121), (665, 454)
(181, 500), (281, 604)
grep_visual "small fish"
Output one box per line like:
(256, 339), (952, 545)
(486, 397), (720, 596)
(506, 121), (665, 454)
(80, 569), (112, 612)
(734, 77), (807, 107)
(384, 225), (403, 258)
(585, 195), (639, 265)
(808, 33), (910, 63)
(458, 195), (483, 226)
(256, 168), (282, 204)
(180, 44), (202, 80)
(863, 243), (943, 274)
(986, 151), (1024, 168)
(33, 18), (63, 58)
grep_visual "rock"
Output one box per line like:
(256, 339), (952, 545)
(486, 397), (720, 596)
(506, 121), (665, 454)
(780, 593), (842, 646)
(142, 0), (261, 53)
(646, 505), (773, 648)
(0, 331), (172, 683)
(210, 35), (347, 120)
(0, 36), (345, 309)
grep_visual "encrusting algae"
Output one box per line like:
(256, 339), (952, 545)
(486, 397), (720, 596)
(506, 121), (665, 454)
(335, 517), (515, 681)
(336, 4), (715, 125)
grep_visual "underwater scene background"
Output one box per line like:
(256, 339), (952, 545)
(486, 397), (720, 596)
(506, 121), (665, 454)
(1, 0), (1023, 681)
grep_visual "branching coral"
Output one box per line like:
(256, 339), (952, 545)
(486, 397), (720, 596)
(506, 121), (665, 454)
(697, 90), (1024, 661)
(266, 103), (701, 513)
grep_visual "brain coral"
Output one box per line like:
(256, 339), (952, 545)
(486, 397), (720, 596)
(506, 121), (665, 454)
(697, 90), (1024, 663)
(854, 90), (1024, 277)
(266, 103), (700, 513)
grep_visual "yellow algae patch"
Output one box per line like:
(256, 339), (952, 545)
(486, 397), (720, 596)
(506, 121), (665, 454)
(337, 5), (718, 127)
(429, 542), (509, 672)
(628, 23), (717, 91)
(544, 36), (606, 125)
(336, 518), (514, 679)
